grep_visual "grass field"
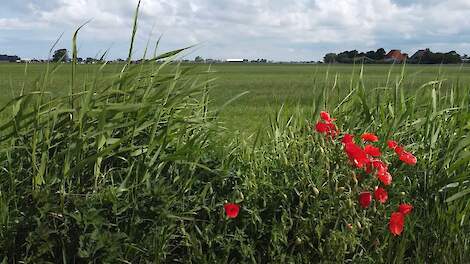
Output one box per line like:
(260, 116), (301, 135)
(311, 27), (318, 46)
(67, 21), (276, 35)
(2, 63), (470, 133)
(0, 59), (469, 262)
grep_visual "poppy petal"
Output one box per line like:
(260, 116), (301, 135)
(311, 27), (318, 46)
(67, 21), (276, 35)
(364, 145), (382, 157)
(398, 203), (413, 215)
(377, 170), (392, 186)
(399, 151), (417, 165)
(320, 111), (335, 123)
(374, 187), (388, 204)
(389, 212), (405, 236)
(361, 133), (379, 142)
(342, 133), (355, 144)
(387, 140), (398, 149)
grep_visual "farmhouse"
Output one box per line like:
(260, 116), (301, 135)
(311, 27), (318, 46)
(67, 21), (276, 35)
(0, 54), (20, 63)
(410, 48), (430, 62)
(384, 50), (408, 63)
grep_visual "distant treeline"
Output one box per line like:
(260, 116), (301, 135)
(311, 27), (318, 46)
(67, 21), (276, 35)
(324, 48), (467, 64)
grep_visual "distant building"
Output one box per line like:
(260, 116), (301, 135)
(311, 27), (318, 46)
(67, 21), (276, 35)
(410, 48), (430, 62)
(384, 50), (408, 63)
(226, 59), (244, 63)
(462, 55), (470, 63)
(0, 54), (20, 63)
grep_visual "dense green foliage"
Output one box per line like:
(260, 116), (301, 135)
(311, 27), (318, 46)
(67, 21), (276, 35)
(52, 49), (70, 63)
(323, 48), (463, 64)
(411, 49), (462, 64)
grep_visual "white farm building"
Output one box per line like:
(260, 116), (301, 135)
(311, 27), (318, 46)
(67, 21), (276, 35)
(226, 59), (244, 63)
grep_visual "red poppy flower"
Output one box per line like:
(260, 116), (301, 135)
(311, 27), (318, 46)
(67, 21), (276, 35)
(344, 142), (370, 169)
(394, 146), (404, 156)
(358, 192), (372, 208)
(315, 122), (328, 133)
(387, 140), (398, 149)
(315, 122), (338, 138)
(377, 169), (392, 186)
(364, 145), (381, 157)
(342, 133), (355, 144)
(320, 111), (336, 123)
(372, 159), (388, 171)
(224, 203), (240, 218)
(389, 212), (405, 236)
(361, 133), (379, 142)
(399, 151), (417, 165)
(374, 187), (388, 204)
(398, 203), (413, 216)
(326, 123), (339, 138)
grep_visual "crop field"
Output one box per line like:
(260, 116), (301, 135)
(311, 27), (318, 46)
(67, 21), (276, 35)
(1, 62), (470, 133)
(0, 57), (469, 262)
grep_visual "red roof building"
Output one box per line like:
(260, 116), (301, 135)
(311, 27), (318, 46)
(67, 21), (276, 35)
(384, 50), (408, 63)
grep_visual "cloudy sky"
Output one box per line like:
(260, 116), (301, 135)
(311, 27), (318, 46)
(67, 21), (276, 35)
(1, 0), (470, 61)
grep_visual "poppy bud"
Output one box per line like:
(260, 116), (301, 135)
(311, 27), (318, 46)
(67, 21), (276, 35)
(373, 238), (380, 248)
(358, 192), (372, 208)
(235, 190), (244, 200)
(295, 237), (302, 245)
(312, 187), (320, 196)
(352, 173), (358, 185)
(356, 220), (362, 229)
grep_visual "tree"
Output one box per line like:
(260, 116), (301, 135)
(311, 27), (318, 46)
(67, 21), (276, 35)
(375, 48), (386, 60)
(347, 50), (359, 58)
(365, 50), (376, 60)
(412, 49), (461, 64)
(443, 51), (461, 64)
(52, 49), (69, 62)
(324, 53), (337, 63)
(85, 57), (95, 64)
(194, 56), (204, 63)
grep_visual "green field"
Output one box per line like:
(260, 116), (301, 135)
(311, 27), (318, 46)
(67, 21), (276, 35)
(1, 60), (469, 262)
(2, 63), (469, 132)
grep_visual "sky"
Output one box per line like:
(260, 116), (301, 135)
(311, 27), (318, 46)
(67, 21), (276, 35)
(1, 0), (470, 61)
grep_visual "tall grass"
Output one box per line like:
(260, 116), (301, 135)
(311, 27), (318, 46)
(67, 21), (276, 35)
(228, 64), (470, 262)
(1, 4), (469, 262)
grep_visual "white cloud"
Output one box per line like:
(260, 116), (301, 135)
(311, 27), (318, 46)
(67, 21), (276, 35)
(0, 18), (47, 30)
(1, 0), (470, 60)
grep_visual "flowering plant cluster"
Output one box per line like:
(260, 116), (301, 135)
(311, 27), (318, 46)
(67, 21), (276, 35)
(222, 111), (417, 237)
(315, 111), (416, 236)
